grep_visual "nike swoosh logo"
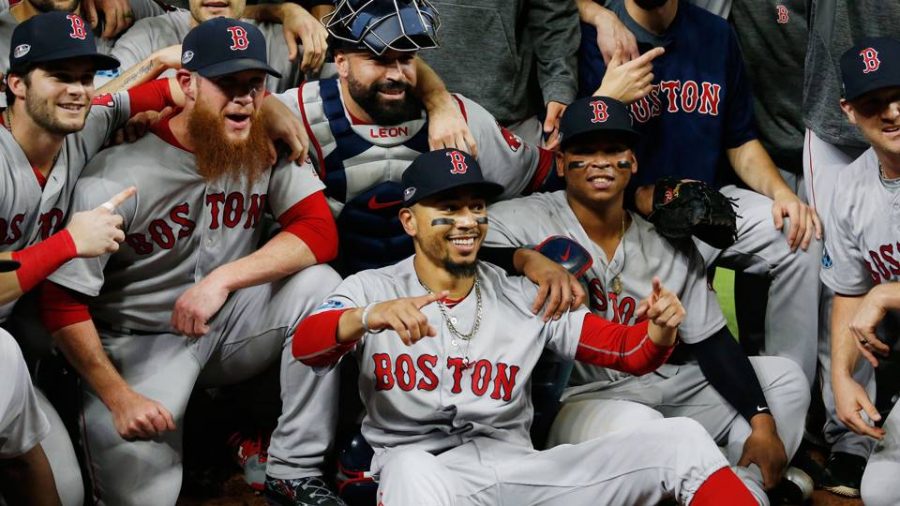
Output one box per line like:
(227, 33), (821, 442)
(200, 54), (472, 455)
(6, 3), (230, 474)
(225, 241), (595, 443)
(756, 405), (768, 412)
(560, 245), (572, 262)
(368, 196), (403, 210)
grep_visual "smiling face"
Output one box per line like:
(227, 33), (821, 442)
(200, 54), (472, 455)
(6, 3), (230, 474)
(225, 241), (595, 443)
(336, 49), (422, 125)
(558, 135), (638, 208)
(10, 57), (96, 135)
(842, 86), (900, 160)
(189, 0), (245, 22)
(400, 188), (488, 278)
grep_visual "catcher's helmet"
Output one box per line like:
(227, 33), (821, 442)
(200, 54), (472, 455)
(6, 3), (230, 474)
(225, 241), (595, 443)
(324, 0), (440, 55)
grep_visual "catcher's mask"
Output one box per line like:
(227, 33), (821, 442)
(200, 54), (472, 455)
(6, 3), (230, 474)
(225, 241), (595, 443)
(325, 0), (440, 56)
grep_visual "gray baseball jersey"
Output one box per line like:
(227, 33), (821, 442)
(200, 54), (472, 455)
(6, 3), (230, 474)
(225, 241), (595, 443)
(97, 8), (300, 91)
(821, 148), (900, 296)
(312, 258), (588, 455)
(48, 123), (324, 330)
(0, 91), (132, 321)
(485, 191), (725, 385)
(0, 327), (49, 458)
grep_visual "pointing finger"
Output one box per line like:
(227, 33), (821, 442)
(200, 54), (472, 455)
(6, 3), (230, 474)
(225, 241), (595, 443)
(631, 46), (664, 68)
(99, 186), (137, 211)
(415, 290), (449, 309)
(652, 276), (662, 296)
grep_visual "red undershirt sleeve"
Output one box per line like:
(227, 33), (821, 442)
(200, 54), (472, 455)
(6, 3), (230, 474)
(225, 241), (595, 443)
(39, 282), (92, 333)
(575, 314), (674, 376)
(292, 309), (357, 366)
(276, 191), (338, 263)
(126, 79), (176, 116)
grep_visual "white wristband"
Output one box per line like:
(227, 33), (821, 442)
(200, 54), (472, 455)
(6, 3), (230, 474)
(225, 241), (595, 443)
(361, 302), (385, 334)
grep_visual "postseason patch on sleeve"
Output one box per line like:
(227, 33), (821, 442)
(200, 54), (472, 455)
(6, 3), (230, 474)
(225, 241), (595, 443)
(317, 299), (346, 311)
(91, 92), (116, 107)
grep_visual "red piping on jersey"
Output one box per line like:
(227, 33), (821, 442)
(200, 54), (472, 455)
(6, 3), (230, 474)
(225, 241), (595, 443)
(39, 282), (92, 333)
(293, 308), (357, 366)
(11, 230), (78, 294)
(299, 83), (326, 179)
(452, 95), (468, 122)
(31, 166), (48, 189)
(276, 191), (338, 263)
(525, 148), (555, 194)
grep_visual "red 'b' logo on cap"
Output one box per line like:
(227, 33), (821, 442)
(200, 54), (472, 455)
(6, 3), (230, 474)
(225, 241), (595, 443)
(447, 150), (468, 175)
(590, 100), (609, 123)
(227, 26), (249, 51)
(67, 14), (86, 40)
(860, 47), (881, 74)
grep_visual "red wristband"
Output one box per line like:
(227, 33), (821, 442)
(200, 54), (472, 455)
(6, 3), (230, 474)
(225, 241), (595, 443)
(11, 230), (78, 293)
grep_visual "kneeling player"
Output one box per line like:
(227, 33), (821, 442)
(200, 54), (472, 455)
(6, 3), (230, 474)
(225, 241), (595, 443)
(293, 148), (758, 505)
(42, 19), (343, 506)
(485, 97), (810, 503)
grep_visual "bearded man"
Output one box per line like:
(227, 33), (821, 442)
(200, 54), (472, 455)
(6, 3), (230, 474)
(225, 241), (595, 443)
(40, 18), (345, 506)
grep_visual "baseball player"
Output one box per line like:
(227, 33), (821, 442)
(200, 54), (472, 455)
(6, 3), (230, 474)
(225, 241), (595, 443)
(577, 0), (822, 385)
(485, 96), (810, 504)
(822, 36), (900, 505)
(274, 0), (556, 275)
(41, 19), (343, 506)
(291, 148), (758, 506)
(800, 2), (900, 495)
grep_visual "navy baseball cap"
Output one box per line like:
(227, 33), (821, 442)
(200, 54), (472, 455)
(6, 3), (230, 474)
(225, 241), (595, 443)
(0, 260), (20, 272)
(402, 149), (503, 206)
(559, 96), (640, 150)
(840, 37), (900, 101)
(9, 12), (120, 73)
(182, 18), (281, 78)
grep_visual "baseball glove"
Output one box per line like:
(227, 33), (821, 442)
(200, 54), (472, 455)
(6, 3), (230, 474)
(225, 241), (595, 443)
(647, 177), (738, 249)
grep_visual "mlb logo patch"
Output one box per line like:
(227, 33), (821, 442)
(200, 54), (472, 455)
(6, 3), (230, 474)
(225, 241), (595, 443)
(13, 44), (30, 59)
(821, 247), (833, 269)
(317, 299), (346, 310)
(182, 50), (195, 65)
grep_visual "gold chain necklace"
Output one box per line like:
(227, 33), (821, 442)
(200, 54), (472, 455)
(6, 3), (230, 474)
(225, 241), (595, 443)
(419, 276), (483, 368)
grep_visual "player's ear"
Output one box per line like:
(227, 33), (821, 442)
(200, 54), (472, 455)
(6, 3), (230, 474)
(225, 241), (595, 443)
(629, 151), (638, 175)
(7, 72), (28, 102)
(176, 69), (196, 102)
(334, 51), (350, 80)
(399, 207), (418, 237)
(555, 151), (565, 178)
(839, 99), (858, 125)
